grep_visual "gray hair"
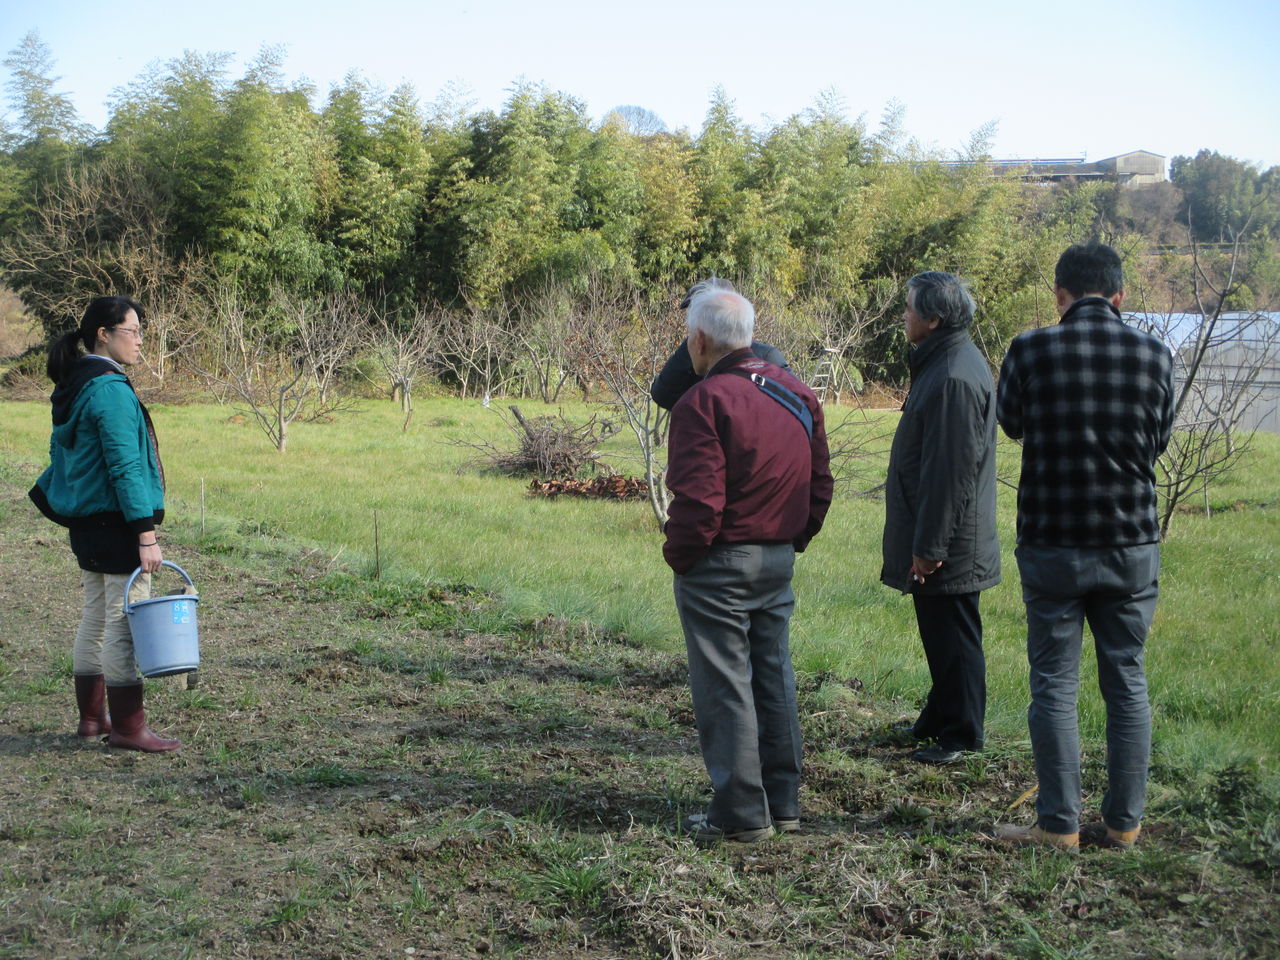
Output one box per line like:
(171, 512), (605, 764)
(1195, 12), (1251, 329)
(687, 290), (754, 351)
(907, 271), (975, 329)
(679, 276), (737, 310)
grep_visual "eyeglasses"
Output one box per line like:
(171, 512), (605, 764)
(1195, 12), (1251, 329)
(111, 326), (144, 340)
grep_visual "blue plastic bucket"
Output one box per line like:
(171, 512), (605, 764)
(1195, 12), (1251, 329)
(124, 561), (201, 678)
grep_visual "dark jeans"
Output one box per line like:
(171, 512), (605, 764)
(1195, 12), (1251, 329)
(1017, 543), (1159, 835)
(674, 542), (801, 831)
(911, 591), (986, 751)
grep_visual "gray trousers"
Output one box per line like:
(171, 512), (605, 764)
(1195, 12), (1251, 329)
(674, 542), (801, 831)
(1016, 543), (1159, 835)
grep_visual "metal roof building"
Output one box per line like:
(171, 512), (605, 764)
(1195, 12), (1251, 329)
(942, 150), (1167, 185)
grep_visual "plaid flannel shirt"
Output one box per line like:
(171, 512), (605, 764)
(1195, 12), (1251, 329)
(997, 297), (1175, 547)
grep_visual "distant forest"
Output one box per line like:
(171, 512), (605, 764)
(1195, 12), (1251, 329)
(2, 31), (1277, 384)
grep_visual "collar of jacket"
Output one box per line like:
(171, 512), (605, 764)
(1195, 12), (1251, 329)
(908, 326), (970, 375)
(1060, 296), (1121, 324)
(705, 346), (758, 378)
(50, 356), (126, 427)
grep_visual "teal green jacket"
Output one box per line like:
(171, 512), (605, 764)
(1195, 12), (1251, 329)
(32, 371), (164, 533)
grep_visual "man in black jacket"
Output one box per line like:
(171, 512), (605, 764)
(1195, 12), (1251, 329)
(881, 272), (1000, 764)
(649, 278), (787, 410)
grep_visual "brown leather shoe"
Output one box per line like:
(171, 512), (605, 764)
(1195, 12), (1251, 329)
(994, 823), (1079, 852)
(1105, 825), (1141, 850)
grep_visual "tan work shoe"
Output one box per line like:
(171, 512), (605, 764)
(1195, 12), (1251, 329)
(680, 812), (774, 845)
(994, 823), (1080, 852)
(1105, 825), (1141, 850)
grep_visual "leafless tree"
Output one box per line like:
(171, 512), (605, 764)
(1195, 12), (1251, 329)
(577, 278), (684, 528)
(183, 285), (363, 453)
(508, 283), (581, 403)
(130, 266), (211, 390)
(754, 283), (896, 405)
(602, 104), (667, 137)
(750, 290), (897, 495)
(366, 302), (444, 426)
(1131, 231), (1279, 535)
(435, 303), (516, 400)
(824, 404), (897, 498)
(0, 160), (201, 356)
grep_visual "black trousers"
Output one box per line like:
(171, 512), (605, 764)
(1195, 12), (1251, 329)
(911, 591), (985, 751)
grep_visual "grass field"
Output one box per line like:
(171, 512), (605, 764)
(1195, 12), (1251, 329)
(1, 449), (1277, 960)
(3, 394), (1277, 773)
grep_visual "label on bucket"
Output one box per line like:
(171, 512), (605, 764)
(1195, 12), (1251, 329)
(171, 600), (193, 625)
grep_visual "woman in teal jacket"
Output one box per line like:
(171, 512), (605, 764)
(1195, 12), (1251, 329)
(30, 296), (180, 752)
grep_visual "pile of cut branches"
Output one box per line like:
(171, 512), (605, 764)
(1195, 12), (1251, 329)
(527, 475), (650, 501)
(460, 405), (621, 479)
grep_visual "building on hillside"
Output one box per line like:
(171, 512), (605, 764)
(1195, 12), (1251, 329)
(940, 150), (1166, 185)
(1096, 151), (1166, 184)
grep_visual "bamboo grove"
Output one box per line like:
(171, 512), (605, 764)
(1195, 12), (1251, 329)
(2, 33), (1277, 390)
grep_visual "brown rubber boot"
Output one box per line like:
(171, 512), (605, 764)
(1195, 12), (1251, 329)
(106, 683), (181, 753)
(74, 674), (111, 738)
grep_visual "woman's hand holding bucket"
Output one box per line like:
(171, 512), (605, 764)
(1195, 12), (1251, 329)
(138, 539), (163, 573)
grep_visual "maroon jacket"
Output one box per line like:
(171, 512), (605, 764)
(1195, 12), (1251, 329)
(663, 348), (834, 574)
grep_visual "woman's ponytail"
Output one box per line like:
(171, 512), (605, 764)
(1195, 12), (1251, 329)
(46, 330), (84, 385)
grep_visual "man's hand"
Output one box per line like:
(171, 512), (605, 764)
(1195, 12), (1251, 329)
(909, 555), (942, 583)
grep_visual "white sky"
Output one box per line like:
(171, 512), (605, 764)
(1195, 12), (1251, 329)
(3, 0), (1278, 169)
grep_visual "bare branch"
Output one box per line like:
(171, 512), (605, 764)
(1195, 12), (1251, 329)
(182, 283), (363, 452)
(575, 277), (683, 528)
(1131, 235), (1279, 535)
(365, 302), (444, 418)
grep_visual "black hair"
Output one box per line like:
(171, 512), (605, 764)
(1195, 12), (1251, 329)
(679, 277), (736, 310)
(1054, 243), (1124, 299)
(47, 296), (145, 384)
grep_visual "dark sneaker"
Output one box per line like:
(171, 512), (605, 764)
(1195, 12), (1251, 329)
(911, 744), (965, 765)
(680, 812), (775, 844)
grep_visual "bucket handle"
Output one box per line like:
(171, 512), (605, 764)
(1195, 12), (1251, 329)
(124, 561), (196, 614)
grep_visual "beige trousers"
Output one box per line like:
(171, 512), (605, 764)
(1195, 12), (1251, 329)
(73, 570), (150, 685)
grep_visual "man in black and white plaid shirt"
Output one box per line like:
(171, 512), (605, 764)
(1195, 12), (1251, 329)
(994, 242), (1175, 853)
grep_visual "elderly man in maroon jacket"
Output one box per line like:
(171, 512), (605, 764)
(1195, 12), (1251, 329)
(664, 289), (833, 843)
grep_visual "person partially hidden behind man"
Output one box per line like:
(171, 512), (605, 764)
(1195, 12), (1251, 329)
(881, 271), (1000, 765)
(649, 277), (788, 410)
(995, 242), (1174, 852)
(663, 288), (833, 843)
